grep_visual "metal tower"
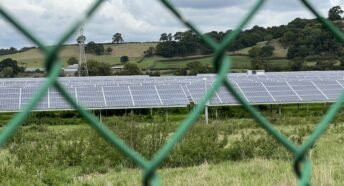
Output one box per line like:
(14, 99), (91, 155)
(77, 27), (88, 76)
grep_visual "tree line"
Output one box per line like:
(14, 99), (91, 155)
(0, 58), (25, 77)
(0, 47), (35, 56)
(154, 6), (344, 59)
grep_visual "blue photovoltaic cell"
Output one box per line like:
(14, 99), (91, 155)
(103, 86), (134, 108)
(49, 87), (76, 109)
(156, 85), (189, 106)
(76, 86), (106, 108)
(2, 71), (344, 112)
(21, 87), (48, 110)
(0, 88), (20, 111)
(130, 85), (161, 107)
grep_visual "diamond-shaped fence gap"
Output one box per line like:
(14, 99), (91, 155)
(169, 0), (249, 33)
(100, 115), (177, 161)
(89, 0), (182, 41)
(0, 15), (45, 66)
(0, 24), (34, 50)
(0, 0), (102, 47)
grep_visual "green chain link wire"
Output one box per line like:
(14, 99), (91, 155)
(0, 0), (344, 185)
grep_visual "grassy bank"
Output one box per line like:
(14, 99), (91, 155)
(1, 104), (343, 185)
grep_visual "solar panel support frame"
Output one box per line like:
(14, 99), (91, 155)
(311, 80), (329, 100)
(286, 81), (303, 102)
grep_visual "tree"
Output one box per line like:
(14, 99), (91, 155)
(146, 70), (160, 76)
(291, 58), (304, 71)
(167, 33), (173, 41)
(87, 60), (112, 76)
(251, 58), (265, 70)
(112, 33), (124, 43)
(186, 61), (212, 75)
(248, 47), (261, 58)
(287, 46), (298, 59)
(120, 56), (129, 63)
(259, 45), (275, 57)
(67, 57), (78, 65)
(121, 63), (142, 75)
(0, 67), (14, 78)
(281, 31), (297, 47)
(85, 41), (96, 53)
(173, 32), (183, 41)
(144, 47), (155, 57)
(0, 58), (24, 77)
(160, 33), (168, 42)
(340, 58), (344, 70)
(328, 6), (343, 21)
(85, 41), (105, 55)
(155, 41), (178, 57)
(181, 30), (199, 42)
(106, 47), (113, 55)
(0, 47), (18, 55)
(77, 35), (86, 44)
(264, 34), (273, 44)
(93, 44), (105, 55)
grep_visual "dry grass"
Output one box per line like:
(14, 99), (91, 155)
(0, 43), (157, 67)
(71, 123), (344, 186)
(236, 39), (288, 58)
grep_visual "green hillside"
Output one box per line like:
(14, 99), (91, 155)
(234, 39), (288, 58)
(0, 43), (158, 68)
(0, 43), (255, 73)
(0, 41), (295, 75)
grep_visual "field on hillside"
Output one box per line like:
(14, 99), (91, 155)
(235, 39), (288, 58)
(0, 43), (158, 68)
(144, 56), (252, 70)
(1, 104), (344, 185)
(0, 42), (294, 74)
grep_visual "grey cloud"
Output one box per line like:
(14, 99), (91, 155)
(263, 0), (330, 12)
(170, 0), (252, 9)
(0, 0), (340, 48)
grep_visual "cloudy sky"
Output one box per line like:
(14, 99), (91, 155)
(0, 0), (342, 48)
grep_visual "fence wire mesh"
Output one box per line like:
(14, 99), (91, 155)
(0, 0), (344, 185)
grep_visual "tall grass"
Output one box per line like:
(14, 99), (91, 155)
(1, 104), (344, 185)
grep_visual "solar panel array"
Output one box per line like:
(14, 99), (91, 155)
(1, 71), (344, 112)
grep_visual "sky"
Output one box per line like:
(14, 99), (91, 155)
(0, 0), (342, 48)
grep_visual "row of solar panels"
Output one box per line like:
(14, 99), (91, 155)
(1, 78), (344, 112)
(0, 84), (189, 111)
(2, 71), (344, 87)
(188, 79), (344, 105)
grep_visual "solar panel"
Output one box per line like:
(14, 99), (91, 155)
(2, 71), (344, 112)
(129, 85), (161, 107)
(273, 96), (300, 102)
(156, 85), (189, 106)
(103, 86), (134, 108)
(21, 87), (49, 110)
(49, 87), (76, 109)
(76, 86), (106, 108)
(0, 88), (20, 111)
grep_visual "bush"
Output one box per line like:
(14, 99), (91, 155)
(227, 133), (291, 161)
(120, 56), (129, 63)
(66, 57), (78, 65)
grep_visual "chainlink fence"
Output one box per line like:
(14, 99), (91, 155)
(1, 0), (344, 185)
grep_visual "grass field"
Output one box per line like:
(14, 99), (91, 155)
(0, 43), (157, 68)
(1, 103), (344, 185)
(0, 42), (294, 73)
(150, 55), (252, 70)
(235, 39), (288, 58)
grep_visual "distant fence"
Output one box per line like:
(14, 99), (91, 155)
(0, 0), (344, 185)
